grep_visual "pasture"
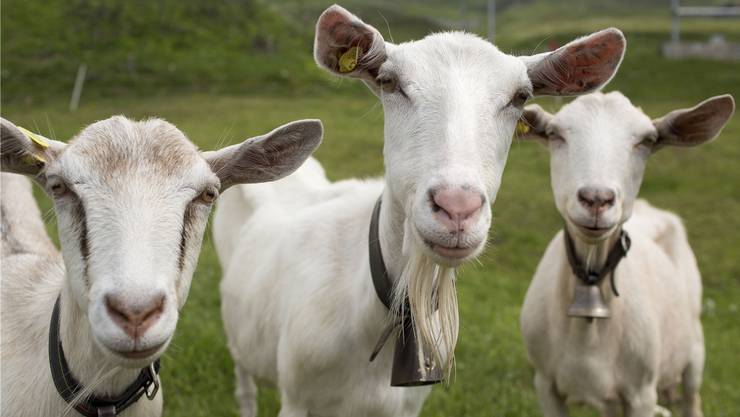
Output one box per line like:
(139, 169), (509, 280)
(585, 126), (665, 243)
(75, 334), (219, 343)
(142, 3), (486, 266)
(2, 1), (738, 416)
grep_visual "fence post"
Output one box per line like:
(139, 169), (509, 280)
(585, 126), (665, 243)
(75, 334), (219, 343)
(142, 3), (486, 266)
(69, 63), (87, 112)
(671, 0), (681, 44)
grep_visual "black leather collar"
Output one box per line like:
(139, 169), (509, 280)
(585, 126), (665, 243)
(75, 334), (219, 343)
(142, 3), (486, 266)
(48, 297), (161, 417)
(563, 228), (631, 297)
(367, 197), (442, 386)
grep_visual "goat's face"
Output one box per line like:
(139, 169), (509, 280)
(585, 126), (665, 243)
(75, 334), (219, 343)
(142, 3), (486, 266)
(1, 116), (323, 367)
(379, 35), (528, 265)
(522, 92), (734, 242)
(315, 4), (626, 266)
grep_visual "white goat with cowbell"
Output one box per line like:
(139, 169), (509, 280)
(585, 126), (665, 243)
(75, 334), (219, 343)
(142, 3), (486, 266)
(0, 116), (322, 417)
(519, 92), (735, 417)
(214, 4), (626, 417)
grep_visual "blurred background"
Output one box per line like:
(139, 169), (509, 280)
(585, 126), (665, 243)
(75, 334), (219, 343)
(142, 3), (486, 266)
(1, 0), (738, 415)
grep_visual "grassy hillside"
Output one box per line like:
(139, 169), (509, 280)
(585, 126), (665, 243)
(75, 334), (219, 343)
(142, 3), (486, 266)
(3, 0), (738, 103)
(1, 0), (322, 104)
(1, 0), (739, 416)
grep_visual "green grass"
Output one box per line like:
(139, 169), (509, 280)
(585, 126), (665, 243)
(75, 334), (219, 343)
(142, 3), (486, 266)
(2, 1), (739, 416)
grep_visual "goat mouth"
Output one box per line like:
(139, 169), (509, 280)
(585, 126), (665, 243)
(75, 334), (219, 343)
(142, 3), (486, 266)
(425, 240), (476, 260)
(571, 220), (615, 239)
(113, 344), (164, 360)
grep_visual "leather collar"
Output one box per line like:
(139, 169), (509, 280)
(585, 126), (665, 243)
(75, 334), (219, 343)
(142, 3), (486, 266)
(563, 227), (631, 297)
(48, 297), (160, 417)
(367, 197), (442, 386)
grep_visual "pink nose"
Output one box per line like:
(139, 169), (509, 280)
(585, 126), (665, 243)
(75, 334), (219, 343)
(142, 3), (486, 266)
(431, 188), (484, 233)
(577, 186), (616, 215)
(106, 294), (165, 340)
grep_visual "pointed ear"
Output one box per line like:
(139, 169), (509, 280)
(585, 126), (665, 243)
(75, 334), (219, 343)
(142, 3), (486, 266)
(652, 94), (735, 150)
(517, 104), (553, 143)
(521, 28), (626, 96)
(314, 5), (387, 88)
(203, 120), (323, 191)
(1, 117), (66, 177)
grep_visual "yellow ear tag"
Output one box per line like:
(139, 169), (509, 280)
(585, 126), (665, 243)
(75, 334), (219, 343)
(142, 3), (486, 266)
(338, 46), (362, 73)
(22, 153), (46, 165)
(17, 126), (50, 149)
(515, 120), (530, 136)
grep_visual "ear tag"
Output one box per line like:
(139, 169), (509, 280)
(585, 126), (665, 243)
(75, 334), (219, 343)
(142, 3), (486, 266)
(338, 46), (362, 73)
(515, 120), (530, 136)
(21, 153), (46, 165)
(18, 126), (50, 149)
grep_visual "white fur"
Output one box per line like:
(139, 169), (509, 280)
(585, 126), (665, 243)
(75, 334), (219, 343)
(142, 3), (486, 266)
(520, 91), (734, 417)
(0, 115), (321, 417)
(216, 5), (627, 416)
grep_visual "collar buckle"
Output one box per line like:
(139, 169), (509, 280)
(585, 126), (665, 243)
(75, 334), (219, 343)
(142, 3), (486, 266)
(620, 230), (629, 252)
(144, 363), (160, 400)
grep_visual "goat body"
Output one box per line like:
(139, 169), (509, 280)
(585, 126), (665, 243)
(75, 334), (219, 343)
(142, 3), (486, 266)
(521, 200), (704, 415)
(216, 159), (431, 417)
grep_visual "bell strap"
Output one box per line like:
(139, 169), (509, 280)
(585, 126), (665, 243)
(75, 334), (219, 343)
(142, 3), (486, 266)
(368, 197), (403, 361)
(563, 228), (631, 297)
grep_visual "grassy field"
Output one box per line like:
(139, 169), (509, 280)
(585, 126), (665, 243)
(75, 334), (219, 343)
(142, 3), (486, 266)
(2, 1), (739, 416)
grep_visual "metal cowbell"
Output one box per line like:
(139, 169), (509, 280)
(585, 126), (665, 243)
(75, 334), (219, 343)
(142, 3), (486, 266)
(568, 280), (610, 319)
(390, 320), (443, 386)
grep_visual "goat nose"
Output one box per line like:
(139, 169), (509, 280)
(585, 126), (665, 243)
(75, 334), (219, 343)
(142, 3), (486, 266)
(431, 188), (484, 232)
(105, 294), (165, 340)
(577, 186), (616, 214)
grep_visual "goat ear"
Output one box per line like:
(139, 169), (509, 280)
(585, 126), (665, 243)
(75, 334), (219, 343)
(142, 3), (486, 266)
(521, 28), (626, 96)
(314, 5), (387, 87)
(1, 117), (66, 177)
(652, 94), (735, 150)
(203, 119), (323, 190)
(518, 104), (553, 143)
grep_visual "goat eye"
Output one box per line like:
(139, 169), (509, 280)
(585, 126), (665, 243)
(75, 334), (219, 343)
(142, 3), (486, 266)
(377, 76), (404, 96)
(199, 187), (219, 204)
(547, 132), (565, 143)
(48, 181), (68, 197)
(637, 134), (657, 149)
(510, 91), (531, 109)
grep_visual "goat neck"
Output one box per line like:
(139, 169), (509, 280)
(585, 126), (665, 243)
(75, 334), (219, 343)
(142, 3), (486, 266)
(57, 282), (145, 398)
(377, 191), (407, 283)
(564, 223), (624, 274)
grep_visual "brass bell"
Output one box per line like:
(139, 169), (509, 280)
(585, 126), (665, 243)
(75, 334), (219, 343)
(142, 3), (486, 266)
(568, 281), (610, 319)
(390, 320), (443, 386)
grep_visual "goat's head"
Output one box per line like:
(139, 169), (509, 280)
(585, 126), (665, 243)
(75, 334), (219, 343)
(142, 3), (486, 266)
(522, 92), (734, 242)
(1, 116), (322, 366)
(314, 4), (626, 266)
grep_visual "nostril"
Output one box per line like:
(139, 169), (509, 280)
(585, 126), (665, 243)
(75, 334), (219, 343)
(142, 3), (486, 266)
(603, 190), (616, 205)
(578, 189), (595, 207)
(142, 295), (165, 323)
(106, 295), (130, 322)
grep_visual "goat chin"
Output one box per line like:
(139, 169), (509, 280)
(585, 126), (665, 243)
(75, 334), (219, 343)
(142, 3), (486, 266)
(391, 240), (459, 380)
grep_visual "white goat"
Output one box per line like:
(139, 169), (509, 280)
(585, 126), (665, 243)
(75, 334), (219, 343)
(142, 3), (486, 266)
(519, 92), (735, 417)
(0, 116), (322, 417)
(214, 5), (626, 416)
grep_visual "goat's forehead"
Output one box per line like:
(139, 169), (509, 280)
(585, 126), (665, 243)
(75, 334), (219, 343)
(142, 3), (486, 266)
(389, 32), (526, 85)
(554, 92), (655, 138)
(56, 116), (208, 182)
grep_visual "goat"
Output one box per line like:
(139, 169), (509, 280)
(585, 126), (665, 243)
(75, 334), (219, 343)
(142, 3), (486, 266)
(519, 92), (734, 417)
(214, 5), (627, 416)
(0, 115), (322, 417)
